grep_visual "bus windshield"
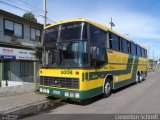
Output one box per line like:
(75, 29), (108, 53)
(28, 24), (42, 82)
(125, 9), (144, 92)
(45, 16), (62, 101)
(44, 22), (87, 44)
(59, 41), (88, 68)
(43, 22), (89, 68)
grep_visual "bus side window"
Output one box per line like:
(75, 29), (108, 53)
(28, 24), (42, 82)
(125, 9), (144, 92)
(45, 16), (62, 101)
(122, 39), (128, 53)
(145, 50), (148, 58)
(128, 42), (131, 53)
(131, 42), (136, 55)
(137, 46), (141, 56)
(90, 25), (107, 67)
(118, 37), (122, 51)
(142, 49), (144, 57)
(90, 25), (106, 48)
(109, 33), (112, 49)
(140, 47), (142, 57)
(109, 33), (119, 51)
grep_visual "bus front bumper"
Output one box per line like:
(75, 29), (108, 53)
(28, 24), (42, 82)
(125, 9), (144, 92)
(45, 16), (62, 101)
(39, 86), (103, 100)
(39, 86), (84, 100)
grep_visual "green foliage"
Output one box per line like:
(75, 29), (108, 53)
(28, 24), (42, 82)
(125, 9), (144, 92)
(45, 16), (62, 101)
(34, 45), (43, 63)
(10, 36), (22, 45)
(23, 12), (37, 23)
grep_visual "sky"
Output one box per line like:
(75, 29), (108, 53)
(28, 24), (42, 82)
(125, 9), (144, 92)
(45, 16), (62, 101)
(0, 0), (160, 60)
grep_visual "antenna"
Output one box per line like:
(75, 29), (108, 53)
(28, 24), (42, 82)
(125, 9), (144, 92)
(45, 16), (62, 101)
(109, 17), (115, 30)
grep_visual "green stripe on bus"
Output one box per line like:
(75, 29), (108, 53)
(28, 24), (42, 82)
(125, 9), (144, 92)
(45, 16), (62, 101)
(88, 55), (138, 80)
(114, 56), (139, 89)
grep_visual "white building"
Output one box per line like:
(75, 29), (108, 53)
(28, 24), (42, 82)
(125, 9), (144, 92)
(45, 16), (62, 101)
(0, 9), (43, 87)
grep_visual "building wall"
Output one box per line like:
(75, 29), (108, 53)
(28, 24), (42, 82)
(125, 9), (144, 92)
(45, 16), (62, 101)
(0, 15), (4, 42)
(0, 15), (41, 46)
(0, 13), (42, 87)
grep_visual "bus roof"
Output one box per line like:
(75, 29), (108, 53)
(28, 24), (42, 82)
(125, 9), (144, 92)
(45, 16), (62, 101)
(45, 18), (147, 50)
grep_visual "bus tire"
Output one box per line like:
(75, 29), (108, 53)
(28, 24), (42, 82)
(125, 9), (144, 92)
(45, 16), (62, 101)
(142, 72), (145, 81)
(103, 79), (112, 98)
(138, 73), (142, 83)
(136, 73), (139, 84)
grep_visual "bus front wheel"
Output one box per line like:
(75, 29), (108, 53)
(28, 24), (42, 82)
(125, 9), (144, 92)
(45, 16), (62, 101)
(103, 79), (112, 98)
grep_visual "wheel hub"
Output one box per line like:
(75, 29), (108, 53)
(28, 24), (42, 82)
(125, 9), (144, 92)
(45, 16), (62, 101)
(105, 82), (110, 93)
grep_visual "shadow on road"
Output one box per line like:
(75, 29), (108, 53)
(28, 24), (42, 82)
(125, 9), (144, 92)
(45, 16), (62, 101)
(47, 80), (147, 107)
(68, 80), (148, 106)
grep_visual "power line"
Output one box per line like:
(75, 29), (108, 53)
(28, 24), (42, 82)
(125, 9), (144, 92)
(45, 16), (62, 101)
(17, 0), (44, 12)
(17, 0), (63, 21)
(0, 0), (55, 22)
(0, 0), (30, 12)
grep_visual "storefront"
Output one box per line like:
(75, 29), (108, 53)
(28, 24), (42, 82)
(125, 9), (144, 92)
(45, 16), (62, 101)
(0, 46), (36, 87)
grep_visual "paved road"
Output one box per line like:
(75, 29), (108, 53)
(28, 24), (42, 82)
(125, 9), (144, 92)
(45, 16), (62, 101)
(23, 71), (160, 119)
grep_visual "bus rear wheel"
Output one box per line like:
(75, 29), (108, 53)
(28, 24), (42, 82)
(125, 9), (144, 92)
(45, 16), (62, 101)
(138, 73), (142, 83)
(103, 79), (112, 98)
(141, 72), (146, 81)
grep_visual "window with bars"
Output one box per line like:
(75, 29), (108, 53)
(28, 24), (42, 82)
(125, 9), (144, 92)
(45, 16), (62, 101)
(20, 61), (33, 77)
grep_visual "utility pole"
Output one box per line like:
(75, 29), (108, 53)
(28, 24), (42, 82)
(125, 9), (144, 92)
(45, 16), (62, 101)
(43, 0), (47, 28)
(42, 0), (47, 65)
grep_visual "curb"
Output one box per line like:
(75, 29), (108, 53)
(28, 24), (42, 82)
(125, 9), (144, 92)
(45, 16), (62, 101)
(0, 99), (62, 120)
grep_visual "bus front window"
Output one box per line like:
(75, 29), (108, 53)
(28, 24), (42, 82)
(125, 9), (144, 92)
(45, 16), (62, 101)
(44, 44), (57, 67)
(59, 41), (88, 68)
(43, 22), (88, 68)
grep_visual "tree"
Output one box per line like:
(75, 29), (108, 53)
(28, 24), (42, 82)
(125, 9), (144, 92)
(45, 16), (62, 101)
(23, 12), (37, 23)
(34, 44), (43, 63)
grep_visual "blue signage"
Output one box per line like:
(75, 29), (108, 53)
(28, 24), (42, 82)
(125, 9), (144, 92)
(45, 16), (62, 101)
(0, 55), (16, 59)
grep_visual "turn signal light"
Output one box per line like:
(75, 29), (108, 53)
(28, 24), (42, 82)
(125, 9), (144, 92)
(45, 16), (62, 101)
(75, 71), (79, 75)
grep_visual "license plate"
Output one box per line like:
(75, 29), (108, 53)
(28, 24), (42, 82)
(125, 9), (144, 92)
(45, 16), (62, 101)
(53, 90), (60, 95)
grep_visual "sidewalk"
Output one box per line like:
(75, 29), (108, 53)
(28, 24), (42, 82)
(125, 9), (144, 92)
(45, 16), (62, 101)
(0, 92), (59, 119)
(0, 92), (46, 112)
(0, 83), (36, 97)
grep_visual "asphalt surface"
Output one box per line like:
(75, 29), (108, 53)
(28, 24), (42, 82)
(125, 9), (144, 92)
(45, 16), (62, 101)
(23, 70), (160, 120)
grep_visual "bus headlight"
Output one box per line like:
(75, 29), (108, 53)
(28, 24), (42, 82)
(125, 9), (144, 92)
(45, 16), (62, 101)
(43, 88), (46, 93)
(70, 92), (74, 98)
(64, 92), (69, 97)
(46, 89), (50, 94)
(39, 88), (43, 92)
(75, 93), (80, 98)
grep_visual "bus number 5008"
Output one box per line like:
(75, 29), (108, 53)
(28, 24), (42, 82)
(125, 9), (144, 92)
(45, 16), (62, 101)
(61, 70), (72, 75)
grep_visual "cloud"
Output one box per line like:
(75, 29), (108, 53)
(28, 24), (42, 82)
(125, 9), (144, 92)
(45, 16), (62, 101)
(86, 8), (160, 41)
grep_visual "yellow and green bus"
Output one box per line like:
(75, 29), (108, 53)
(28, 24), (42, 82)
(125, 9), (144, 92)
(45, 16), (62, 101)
(39, 18), (148, 100)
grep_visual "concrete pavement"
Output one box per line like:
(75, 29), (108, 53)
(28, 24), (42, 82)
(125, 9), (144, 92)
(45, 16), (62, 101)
(0, 92), (62, 120)
(0, 92), (46, 112)
(23, 70), (160, 120)
(49, 71), (160, 114)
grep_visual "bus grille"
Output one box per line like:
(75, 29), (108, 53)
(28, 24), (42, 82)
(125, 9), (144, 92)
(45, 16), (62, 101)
(40, 76), (79, 89)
